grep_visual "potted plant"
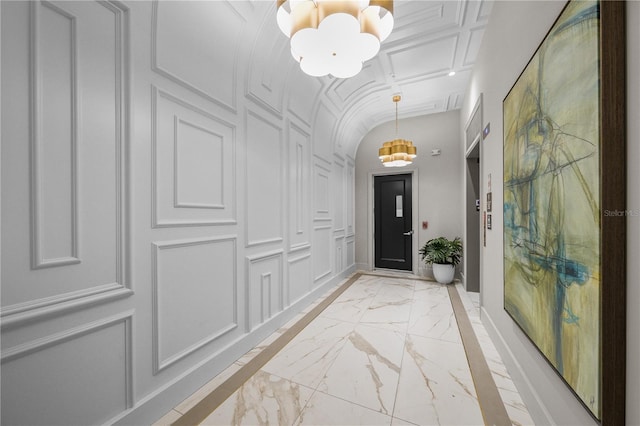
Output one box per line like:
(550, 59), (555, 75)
(419, 236), (462, 284)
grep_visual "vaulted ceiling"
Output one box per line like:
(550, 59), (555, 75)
(156, 0), (493, 157)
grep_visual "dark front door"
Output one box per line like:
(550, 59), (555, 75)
(374, 173), (413, 271)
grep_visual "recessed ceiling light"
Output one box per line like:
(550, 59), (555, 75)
(448, 71), (456, 77)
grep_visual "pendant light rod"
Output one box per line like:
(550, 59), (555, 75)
(378, 95), (416, 167)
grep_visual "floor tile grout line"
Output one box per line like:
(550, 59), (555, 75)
(448, 284), (512, 426)
(171, 272), (363, 426)
(388, 277), (416, 420)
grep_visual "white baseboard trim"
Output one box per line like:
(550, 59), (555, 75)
(355, 262), (371, 272)
(480, 307), (555, 426)
(113, 267), (357, 425)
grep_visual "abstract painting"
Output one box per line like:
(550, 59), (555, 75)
(503, 0), (626, 421)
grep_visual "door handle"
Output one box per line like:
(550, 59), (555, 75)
(403, 230), (414, 236)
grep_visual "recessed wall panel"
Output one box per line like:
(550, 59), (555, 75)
(347, 163), (355, 235)
(246, 251), (283, 331)
(335, 236), (344, 274)
(175, 118), (224, 209)
(153, 237), (237, 372)
(0, 314), (132, 425)
(153, 88), (236, 227)
(1, 0), (129, 318)
(153, 1), (242, 111)
(288, 253), (311, 305)
(289, 123), (310, 251)
(314, 164), (331, 220)
(333, 160), (345, 231)
(246, 110), (283, 247)
(313, 103), (336, 162)
(287, 72), (322, 127)
(313, 226), (332, 283)
(247, 20), (288, 116)
(346, 238), (355, 267)
(32, 1), (78, 267)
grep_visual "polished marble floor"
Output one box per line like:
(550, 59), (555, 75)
(157, 273), (534, 426)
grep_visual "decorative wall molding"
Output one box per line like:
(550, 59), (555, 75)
(151, 86), (237, 228)
(245, 250), (284, 331)
(285, 66), (324, 129)
(347, 161), (355, 235)
(245, 108), (284, 248)
(333, 159), (345, 233)
(173, 116), (225, 210)
(288, 121), (311, 252)
(346, 237), (355, 268)
(312, 102), (338, 164)
(1, 311), (134, 411)
(29, 0), (79, 269)
(151, 0), (241, 113)
(3, 0), (131, 328)
(0, 284), (133, 330)
(287, 252), (312, 306)
(334, 235), (345, 276)
(314, 163), (331, 221)
(152, 236), (238, 374)
(245, 4), (286, 119)
(313, 225), (332, 282)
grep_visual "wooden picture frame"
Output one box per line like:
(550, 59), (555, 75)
(502, 1), (626, 423)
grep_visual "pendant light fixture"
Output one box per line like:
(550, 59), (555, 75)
(276, 0), (394, 79)
(378, 95), (416, 167)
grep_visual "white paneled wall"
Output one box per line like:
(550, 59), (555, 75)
(0, 1), (357, 424)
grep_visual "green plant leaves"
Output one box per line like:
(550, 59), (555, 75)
(419, 236), (462, 266)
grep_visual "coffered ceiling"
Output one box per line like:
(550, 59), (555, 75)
(160, 0), (493, 157)
(322, 0), (493, 154)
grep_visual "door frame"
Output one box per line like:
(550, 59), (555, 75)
(463, 94), (484, 300)
(367, 169), (419, 274)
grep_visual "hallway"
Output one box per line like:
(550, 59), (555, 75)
(157, 274), (533, 425)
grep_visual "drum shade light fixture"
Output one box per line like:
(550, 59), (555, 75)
(276, 0), (394, 78)
(378, 95), (416, 167)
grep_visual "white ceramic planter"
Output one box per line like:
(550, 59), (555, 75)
(432, 263), (455, 284)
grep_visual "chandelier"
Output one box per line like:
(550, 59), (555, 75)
(276, 0), (394, 79)
(378, 95), (416, 167)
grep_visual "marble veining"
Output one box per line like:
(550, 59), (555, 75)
(161, 276), (534, 426)
(200, 371), (314, 425)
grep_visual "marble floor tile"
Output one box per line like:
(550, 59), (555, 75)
(407, 283), (462, 343)
(161, 274), (534, 426)
(320, 282), (379, 323)
(374, 279), (415, 302)
(296, 390), (392, 425)
(407, 304), (461, 344)
(393, 334), (484, 426)
(318, 324), (405, 415)
(391, 417), (420, 426)
(359, 283), (414, 333)
(261, 316), (354, 389)
(200, 370), (314, 426)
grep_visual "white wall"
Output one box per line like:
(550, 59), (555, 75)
(354, 110), (463, 277)
(0, 2), (356, 424)
(461, 1), (640, 424)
